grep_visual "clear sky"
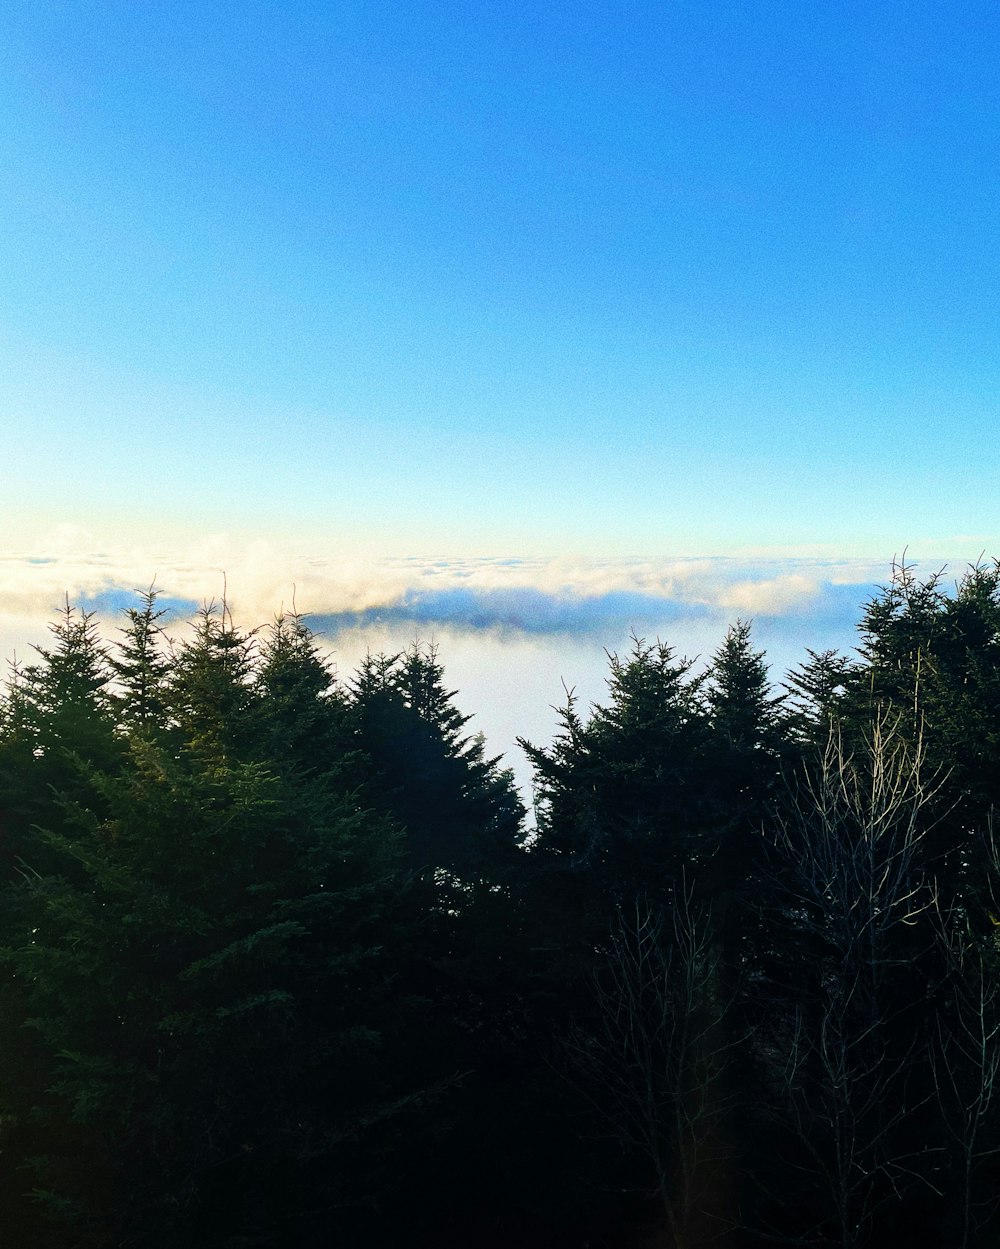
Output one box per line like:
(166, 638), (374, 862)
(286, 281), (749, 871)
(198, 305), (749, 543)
(4, 0), (999, 558)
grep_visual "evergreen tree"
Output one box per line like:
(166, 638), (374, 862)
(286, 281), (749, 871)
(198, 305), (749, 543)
(783, 646), (857, 745)
(253, 610), (351, 773)
(0, 603), (439, 1248)
(7, 563), (1000, 1248)
(517, 635), (716, 1074)
(165, 599), (259, 762)
(707, 620), (780, 750)
(845, 559), (1000, 917)
(521, 635), (714, 906)
(705, 619), (785, 833)
(0, 600), (122, 879)
(345, 643), (544, 1240)
(18, 598), (117, 760)
(111, 586), (171, 731)
(349, 642), (524, 882)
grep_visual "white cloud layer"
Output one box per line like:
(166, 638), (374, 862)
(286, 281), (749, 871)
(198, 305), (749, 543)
(0, 528), (913, 640)
(0, 530), (982, 797)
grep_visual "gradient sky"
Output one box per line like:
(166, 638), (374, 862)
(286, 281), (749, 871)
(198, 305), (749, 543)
(4, 1), (999, 557)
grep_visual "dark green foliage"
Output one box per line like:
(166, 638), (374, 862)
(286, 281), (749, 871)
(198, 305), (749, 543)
(111, 586), (172, 730)
(0, 599), (503, 1248)
(21, 599), (116, 736)
(0, 601), (123, 880)
(2, 564), (1000, 1249)
(0, 712), (410, 1245)
(708, 619), (782, 752)
(348, 641), (525, 882)
(521, 635), (715, 901)
(846, 559), (1000, 920)
(783, 646), (857, 744)
(165, 599), (259, 761)
(704, 618), (785, 872)
(252, 610), (356, 778)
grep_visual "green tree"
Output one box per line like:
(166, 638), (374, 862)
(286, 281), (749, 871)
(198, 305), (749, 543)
(705, 618), (785, 847)
(0, 686), (426, 1247)
(253, 610), (352, 774)
(783, 647), (857, 746)
(17, 598), (117, 762)
(348, 642), (524, 882)
(165, 599), (259, 762)
(0, 600), (122, 880)
(845, 559), (1000, 918)
(110, 586), (171, 732)
(522, 635), (714, 908)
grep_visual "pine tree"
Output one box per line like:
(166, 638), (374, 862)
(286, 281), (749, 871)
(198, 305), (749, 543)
(707, 620), (780, 750)
(521, 635), (713, 903)
(19, 598), (117, 758)
(783, 647), (857, 745)
(165, 598), (258, 762)
(349, 642), (524, 882)
(0, 600), (122, 880)
(253, 609), (351, 773)
(704, 619), (785, 880)
(111, 586), (171, 731)
(0, 603), (437, 1247)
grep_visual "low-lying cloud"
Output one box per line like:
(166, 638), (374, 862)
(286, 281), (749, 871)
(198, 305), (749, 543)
(311, 586), (710, 636)
(0, 534), (895, 650)
(0, 531), (973, 793)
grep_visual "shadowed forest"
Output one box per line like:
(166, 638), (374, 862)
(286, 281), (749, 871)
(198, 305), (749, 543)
(3, 559), (1000, 1248)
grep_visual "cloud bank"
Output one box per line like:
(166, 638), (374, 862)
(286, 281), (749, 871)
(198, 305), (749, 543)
(0, 531), (900, 650)
(0, 531), (973, 793)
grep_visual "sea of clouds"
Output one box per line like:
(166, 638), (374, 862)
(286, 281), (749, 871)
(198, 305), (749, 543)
(0, 527), (962, 795)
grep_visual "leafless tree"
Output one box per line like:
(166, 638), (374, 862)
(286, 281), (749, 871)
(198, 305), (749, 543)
(565, 876), (737, 1248)
(764, 711), (945, 1249)
(930, 822), (1000, 1249)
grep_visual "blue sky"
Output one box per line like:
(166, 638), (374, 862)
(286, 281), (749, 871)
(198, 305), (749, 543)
(3, 0), (999, 557)
(2, 1), (999, 784)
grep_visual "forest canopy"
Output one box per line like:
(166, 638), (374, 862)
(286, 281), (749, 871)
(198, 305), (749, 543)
(2, 560), (1000, 1248)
